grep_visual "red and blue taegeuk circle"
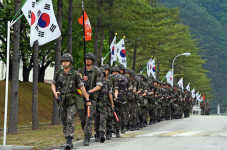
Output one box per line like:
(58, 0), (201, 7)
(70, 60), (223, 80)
(120, 49), (126, 58)
(38, 13), (50, 28)
(112, 46), (115, 55)
(152, 66), (156, 72)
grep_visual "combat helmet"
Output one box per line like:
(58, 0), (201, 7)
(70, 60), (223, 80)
(111, 66), (120, 73)
(125, 69), (131, 74)
(102, 64), (111, 70)
(100, 67), (106, 76)
(118, 64), (125, 70)
(130, 70), (135, 77)
(85, 52), (96, 62)
(61, 53), (73, 63)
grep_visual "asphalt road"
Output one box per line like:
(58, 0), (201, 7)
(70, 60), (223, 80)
(53, 115), (227, 150)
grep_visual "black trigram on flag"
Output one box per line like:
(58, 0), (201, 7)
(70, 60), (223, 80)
(32, 1), (35, 8)
(49, 24), (57, 32)
(37, 10), (42, 17)
(28, 10), (32, 18)
(35, 25), (39, 31)
(44, 4), (50, 10)
(38, 31), (44, 37)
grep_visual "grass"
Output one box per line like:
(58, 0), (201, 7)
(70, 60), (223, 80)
(0, 81), (84, 149)
(0, 122), (84, 150)
(0, 81), (53, 127)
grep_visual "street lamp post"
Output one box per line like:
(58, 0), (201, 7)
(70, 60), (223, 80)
(172, 52), (191, 85)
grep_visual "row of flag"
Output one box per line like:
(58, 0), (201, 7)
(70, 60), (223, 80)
(163, 70), (206, 101)
(21, 0), (206, 102)
(110, 35), (127, 68)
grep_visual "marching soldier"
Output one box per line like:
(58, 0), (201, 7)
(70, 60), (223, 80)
(51, 53), (89, 150)
(79, 52), (103, 146)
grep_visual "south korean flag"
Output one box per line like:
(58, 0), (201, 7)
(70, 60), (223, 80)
(22, 0), (61, 47)
(116, 38), (127, 68)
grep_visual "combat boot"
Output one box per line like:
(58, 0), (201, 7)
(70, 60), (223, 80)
(99, 131), (105, 143)
(83, 134), (90, 146)
(95, 131), (100, 142)
(64, 137), (73, 150)
(116, 129), (121, 138)
(130, 125), (134, 131)
(121, 126), (126, 134)
(106, 131), (111, 140)
(149, 120), (152, 125)
(143, 121), (147, 127)
(140, 122), (143, 128)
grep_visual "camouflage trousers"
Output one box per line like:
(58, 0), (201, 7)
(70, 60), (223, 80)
(121, 103), (130, 127)
(149, 103), (156, 122)
(113, 102), (122, 130)
(61, 104), (77, 138)
(80, 101), (96, 136)
(106, 105), (113, 132)
(129, 103), (137, 126)
(95, 106), (108, 133)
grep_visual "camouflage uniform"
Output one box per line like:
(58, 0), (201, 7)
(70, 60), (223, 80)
(94, 67), (113, 142)
(52, 53), (84, 148)
(79, 53), (103, 146)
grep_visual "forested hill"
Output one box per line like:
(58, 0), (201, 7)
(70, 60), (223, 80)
(159, 0), (227, 113)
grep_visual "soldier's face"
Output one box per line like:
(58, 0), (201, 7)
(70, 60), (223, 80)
(86, 59), (93, 66)
(120, 70), (124, 74)
(62, 61), (71, 69)
(125, 73), (130, 76)
(153, 82), (157, 86)
(105, 70), (109, 76)
(112, 71), (119, 74)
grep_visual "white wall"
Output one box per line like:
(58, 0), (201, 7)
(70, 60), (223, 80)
(0, 60), (55, 82)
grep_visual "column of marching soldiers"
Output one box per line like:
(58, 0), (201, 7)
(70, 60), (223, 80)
(51, 52), (194, 149)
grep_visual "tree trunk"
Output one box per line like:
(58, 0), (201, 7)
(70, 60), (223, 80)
(22, 66), (30, 82)
(51, 0), (62, 125)
(32, 41), (39, 130)
(98, 29), (104, 66)
(67, 0), (73, 54)
(132, 44), (137, 71)
(8, 0), (21, 134)
(38, 67), (45, 82)
(94, 17), (100, 66)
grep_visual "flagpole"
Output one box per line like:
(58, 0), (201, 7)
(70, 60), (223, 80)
(140, 65), (147, 74)
(82, 0), (86, 75)
(3, 21), (11, 146)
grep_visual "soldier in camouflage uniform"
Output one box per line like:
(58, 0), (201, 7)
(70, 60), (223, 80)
(94, 67), (114, 143)
(165, 83), (173, 120)
(102, 64), (115, 140)
(79, 52), (103, 146)
(183, 89), (191, 118)
(172, 84), (181, 119)
(118, 64), (130, 133)
(124, 69), (136, 131)
(110, 66), (128, 137)
(127, 70), (138, 130)
(51, 53), (89, 149)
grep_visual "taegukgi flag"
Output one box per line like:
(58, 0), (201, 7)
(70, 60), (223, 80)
(166, 70), (173, 86)
(110, 35), (117, 66)
(116, 38), (127, 68)
(22, 0), (61, 47)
